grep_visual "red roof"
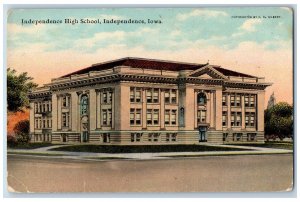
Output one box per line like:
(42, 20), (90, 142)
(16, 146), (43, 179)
(61, 57), (207, 78)
(60, 57), (255, 78)
(213, 66), (255, 78)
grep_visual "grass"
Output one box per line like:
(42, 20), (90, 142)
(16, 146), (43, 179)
(227, 141), (293, 150)
(162, 152), (293, 158)
(8, 142), (59, 149)
(49, 144), (251, 153)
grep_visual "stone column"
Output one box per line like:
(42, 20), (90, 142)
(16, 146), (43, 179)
(29, 102), (35, 133)
(194, 91), (198, 128)
(210, 91), (215, 128)
(160, 89), (165, 129)
(206, 92), (211, 126)
(89, 89), (97, 131)
(227, 94), (231, 128)
(57, 95), (62, 130)
(241, 94), (245, 129)
(52, 94), (58, 131)
(215, 89), (223, 130)
(111, 90), (115, 129)
(71, 92), (78, 132)
(257, 91), (265, 132)
(185, 86), (194, 130)
(142, 88), (147, 129)
(96, 90), (101, 129)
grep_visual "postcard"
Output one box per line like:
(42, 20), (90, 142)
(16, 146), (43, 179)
(6, 7), (294, 193)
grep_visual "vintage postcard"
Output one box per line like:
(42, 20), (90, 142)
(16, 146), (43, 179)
(6, 7), (294, 193)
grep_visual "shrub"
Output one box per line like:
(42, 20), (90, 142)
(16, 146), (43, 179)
(13, 120), (30, 144)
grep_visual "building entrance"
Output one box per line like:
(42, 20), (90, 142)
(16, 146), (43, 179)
(199, 126), (207, 142)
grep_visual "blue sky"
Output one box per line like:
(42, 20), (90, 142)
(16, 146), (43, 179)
(7, 7), (292, 52)
(7, 7), (294, 105)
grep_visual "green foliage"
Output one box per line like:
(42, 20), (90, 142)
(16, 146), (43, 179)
(265, 102), (293, 140)
(13, 120), (30, 144)
(7, 68), (38, 112)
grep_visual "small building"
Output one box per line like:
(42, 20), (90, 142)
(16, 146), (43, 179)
(28, 57), (271, 144)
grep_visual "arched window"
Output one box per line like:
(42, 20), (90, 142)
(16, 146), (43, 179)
(80, 95), (88, 115)
(197, 92), (207, 105)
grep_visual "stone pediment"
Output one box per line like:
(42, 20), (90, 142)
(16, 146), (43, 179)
(188, 65), (227, 80)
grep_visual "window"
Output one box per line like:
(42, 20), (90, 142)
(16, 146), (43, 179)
(197, 110), (206, 124)
(47, 120), (50, 128)
(222, 94), (227, 106)
(80, 95), (88, 115)
(165, 90), (170, 103)
(147, 109), (152, 125)
(146, 89), (159, 103)
(231, 112), (242, 127)
(131, 133), (142, 142)
(108, 92), (112, 103)
(245, 94), (256, 107)
(62, 112), (70, 127)
(102, 109), (112, 126)
(222, 111), (227, 126)
(147, 109), (159, 125)
(164, 89), (177, 104)
(103, 92), (107, 103)
(153, 89), (159, 103)
(103, 91), (113, 104)
(231, 94), (241, 107)
(197, 93), (206, 105)
(233, 133), (243, 141)
(136, 90), (141, 102)
(171, 110), (177, 125)
(171, 90), (177, 103)
(148, 133), (160, 142)
(153, 109), (159, 125)
(166, 133), (177, 142)
(165, 110), (170, 125)
(250, 95), (255, 107)
(103, 133), (110, 143)
(43, 119), (46, 128)
(247, 133), (256, 141)
(35, 103), (38, 113)
(62, 96), (70, 107)
(35, 119), (38, 129)
(39, 118), (42, 129)
(165, 110), (177, 125)
(245, 112), (256, 127)
(130, 108), (141, 125)
(223, 133), (228, 141)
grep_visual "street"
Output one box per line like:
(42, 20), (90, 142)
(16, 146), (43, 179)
(7, 154), (293, 193)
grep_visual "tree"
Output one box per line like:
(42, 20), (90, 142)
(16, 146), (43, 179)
(267, 92), (276, 109)
(13, 120), (30, 144)
(265, 102), (293, 140)
(7, 68), (38, 112)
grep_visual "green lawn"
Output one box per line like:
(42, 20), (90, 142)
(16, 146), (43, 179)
(50, 144), (250, 153)
(227, 141), (293, 150)
(8, 142), (58, 149)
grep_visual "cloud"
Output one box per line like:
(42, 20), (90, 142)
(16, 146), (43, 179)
(177, 9), (228, 21)
(240, 19), (262, 32)
(7, 23), (46, 35)
(75, 31), (126, 48)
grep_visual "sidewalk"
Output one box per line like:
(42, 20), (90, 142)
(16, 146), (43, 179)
(7, 144), (293, 161)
